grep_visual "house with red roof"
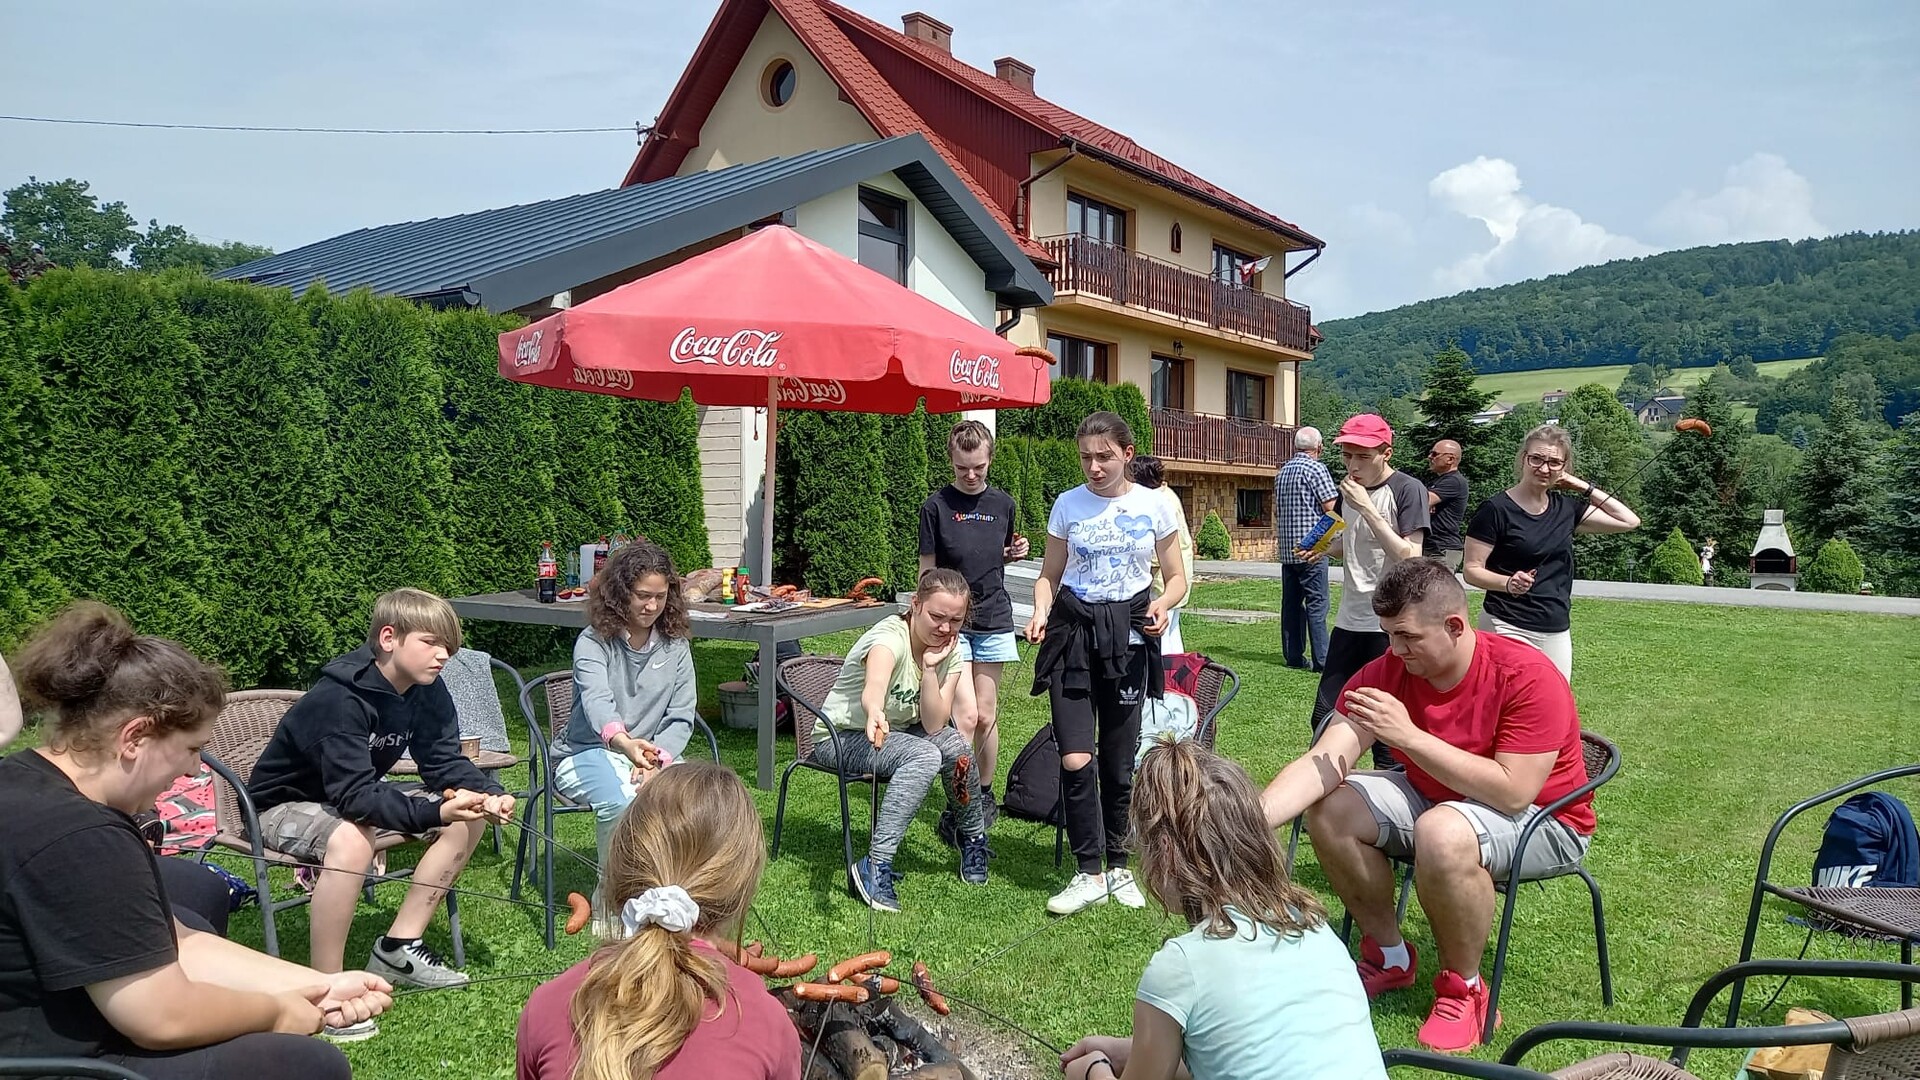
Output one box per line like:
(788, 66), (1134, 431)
(628, 1), (1325, 557)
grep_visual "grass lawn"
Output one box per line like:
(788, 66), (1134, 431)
(1474, 357), (1816, 406)
(35, 586), (1912, 1077)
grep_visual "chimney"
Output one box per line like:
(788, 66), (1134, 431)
(900, 12), (952, 53)
(994, 56), (1035, 94)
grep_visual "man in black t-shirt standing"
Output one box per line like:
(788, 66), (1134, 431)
(1424, 439), (1469, 571)
(920, 420), (1029, 835)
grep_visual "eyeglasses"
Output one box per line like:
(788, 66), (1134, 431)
(1525, 453), (1567, 471)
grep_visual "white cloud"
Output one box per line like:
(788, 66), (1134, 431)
(1429, 156), (1654, 291)
(1655, 152), (1826, 245)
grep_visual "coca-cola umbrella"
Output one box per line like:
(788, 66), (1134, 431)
(498, 224), (1051, 578)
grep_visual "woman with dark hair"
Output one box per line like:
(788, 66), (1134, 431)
(0, 603), (387, 1077)
(1060, 740), (1384, 1080)
(551, 539), (699, 929)
(1028, 412), (1187, 916)
(1127, 455), (1194, 654)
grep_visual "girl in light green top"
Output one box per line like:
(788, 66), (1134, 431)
(809, 570), (989, 914)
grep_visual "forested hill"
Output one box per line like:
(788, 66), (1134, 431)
(1312, 230), (1920, 401)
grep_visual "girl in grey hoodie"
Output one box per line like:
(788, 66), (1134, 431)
(551, 541), (699, 913)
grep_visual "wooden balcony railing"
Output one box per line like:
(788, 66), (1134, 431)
(1152, 407), (1295, 469)
(1040, 234), (1314, 351)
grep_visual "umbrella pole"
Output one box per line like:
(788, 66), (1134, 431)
(762, 378), (777, 583)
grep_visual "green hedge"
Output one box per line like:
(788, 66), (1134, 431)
(1800, 538), (1864, 594)
(1644, 527), (1703, 586)
(0, 270), (709, 682)
(1000, 376), (1154, 454)
(1197, 510), (1233, 560)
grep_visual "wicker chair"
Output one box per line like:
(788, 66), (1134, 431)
(1727, 763), (1920, 1023)
(508, 670), (721, 948)
(199, 689), (462, 963)
(769, 655), (871, 879)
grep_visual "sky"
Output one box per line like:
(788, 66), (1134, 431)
(3, 1), (1916, 320)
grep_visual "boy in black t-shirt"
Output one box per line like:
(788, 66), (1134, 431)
(919, 420), (1029, 835)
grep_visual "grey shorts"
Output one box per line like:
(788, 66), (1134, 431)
(1343, 769), (1590, 883)
(254, 783), (438, 864)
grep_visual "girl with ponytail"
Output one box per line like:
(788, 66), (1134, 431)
(516, 761), (800, 1080)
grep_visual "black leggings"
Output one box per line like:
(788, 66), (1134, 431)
(104, 1032), (350, 1080)
(1052, 647), (1149, 875)
(156, 856), (233, 937)
(1309, 628), (1395, 769)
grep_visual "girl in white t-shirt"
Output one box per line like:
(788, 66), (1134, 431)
(1060, 740), (1385, 1080)
(1026, 412), (1187, 916)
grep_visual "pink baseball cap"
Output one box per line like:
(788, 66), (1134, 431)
(1334, 413), (1394, 448)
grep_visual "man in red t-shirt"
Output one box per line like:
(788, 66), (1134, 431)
(1260, 558), (1593, 1053)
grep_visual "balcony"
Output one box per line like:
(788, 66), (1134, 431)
(1040, 234), (1314, 352)
(1152, 407), (1296, 470)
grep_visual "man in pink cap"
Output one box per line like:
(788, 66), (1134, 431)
(1299, 414), (1429, 759)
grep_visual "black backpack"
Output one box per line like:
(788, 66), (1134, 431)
(1001, 724), (1062, 826)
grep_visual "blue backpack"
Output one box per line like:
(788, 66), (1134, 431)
(1812, 792), (1919, 889)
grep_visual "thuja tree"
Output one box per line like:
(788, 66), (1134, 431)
(0, 280), (55, 646)
(616, 392), (711, 574)
(29, 269), (209, 650)
(781, 410), (892, 595)
(305, 288), (457, 645)
(548, 391), (628, 560)
(880, 410), (930, 591)
(176, 277), (337, 685)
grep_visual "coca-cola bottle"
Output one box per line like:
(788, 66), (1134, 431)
(537, 541), (558, 603)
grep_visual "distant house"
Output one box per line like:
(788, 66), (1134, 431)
(1541, 389), (1568, 409)
(1472, 401), (1515, 426)
(1635, 394), (1687, 425)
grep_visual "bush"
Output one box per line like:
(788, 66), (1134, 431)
(1197, 510), (1232, 560)
(1109, 381), (1153, 454)
(1000, 377), (1111, 443)
(1800, 538), (1865, 594)
(0, 281), (54, 647)
(616, 393), (711, 574)
(880, 411), (930, 592)
(1644, 527), (1703, 585)
(780, 411), (891, 595)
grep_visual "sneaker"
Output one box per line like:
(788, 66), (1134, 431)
(1418, 969), (1498, 1053)
(958, 834), (991, 885)
(367, 937), (469, 990)
(980, 787), (999, 831)
(1357, 936), (1419, 999)
(1105, 867), (1146, 908)
(322, 1018), (379, 1043)
(935, 806), (960, 849)
(1046, 872), (1112, 915)
(850, 856), (901, 913)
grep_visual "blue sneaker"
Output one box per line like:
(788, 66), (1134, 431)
(959, 834), (991, 885)
(851, 856), (901, 913)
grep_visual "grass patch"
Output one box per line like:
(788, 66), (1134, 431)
(1474, 357), (1816, 405)
(23, 590), (1913, 1076)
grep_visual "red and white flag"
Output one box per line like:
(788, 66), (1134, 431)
(1237, 255), (1273, 285)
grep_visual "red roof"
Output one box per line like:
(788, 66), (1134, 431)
(624, 0), (1320, 258)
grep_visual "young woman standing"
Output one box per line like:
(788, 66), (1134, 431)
(1464, 424), (1641, 681)
(919, 419), (1030, 835)
(811, 569), (987, 913)
(1027, 412), (1187, 916)
(1127, 454), (1194, 655)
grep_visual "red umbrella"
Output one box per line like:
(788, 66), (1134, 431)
(498, 224), (1051, 575)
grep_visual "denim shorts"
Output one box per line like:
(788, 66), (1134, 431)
(958, 630), (1020, 664)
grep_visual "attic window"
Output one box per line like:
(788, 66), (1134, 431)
(763, 59), (796, 108)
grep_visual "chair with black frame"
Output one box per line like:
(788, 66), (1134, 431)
(1726, 763), (1920, 1025)
(0, 1062), (155, 1080)
(1286, 728), (1620, 1046)
(388, 653), (528, 854)
(508, 670), (721, 948)
(769, 655), (873, 877)
(199, 689), (464, 964)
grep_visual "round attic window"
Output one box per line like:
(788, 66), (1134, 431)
(763, 60), (796, 108)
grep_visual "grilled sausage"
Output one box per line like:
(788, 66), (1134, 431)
(912, 961), (949, 1016)
(564, 892), (593, 935)
(771, 953), (818, 979)
(792, 981), (870, 1004)
(826, 950), (891, 984)
(742, 952), (782, 976)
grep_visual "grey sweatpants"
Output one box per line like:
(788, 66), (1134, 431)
(811, 723), (983, 862)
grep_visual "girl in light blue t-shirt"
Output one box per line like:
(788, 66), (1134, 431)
(1060, 740), (1386, 1080)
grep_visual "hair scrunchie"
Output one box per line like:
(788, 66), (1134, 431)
(620, 885), (700, 935)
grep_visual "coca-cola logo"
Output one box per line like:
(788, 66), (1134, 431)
(949, 349), (1002, 391)
(511, 329), (544, 368)
(671, 327), (783, 368)
(571, 366), (634, 392)
(959, 391), (1002, 405)
(777, 378), (847, 406)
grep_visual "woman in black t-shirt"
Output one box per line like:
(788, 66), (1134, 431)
(0, 603), (390, 1079)
(1464, 424), (1641, 681)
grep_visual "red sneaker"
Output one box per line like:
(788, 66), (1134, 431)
(1356, 936), (1418, 999)
(1418, 969), (1500, 1052)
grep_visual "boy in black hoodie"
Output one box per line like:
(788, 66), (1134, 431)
(249, 589), (511, 1037)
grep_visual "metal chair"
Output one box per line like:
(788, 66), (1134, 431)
(1382, 1050), (1553, 1079)
(198, 689), (463, 964)
(388, 654), (530, 853)
(509, 669), (721, 947)
(0, 1061), (156, 1079)
(1728, 763), (1920, 1023)
(769, 655), (874, 881)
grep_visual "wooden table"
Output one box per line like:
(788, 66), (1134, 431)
(448, 589), (899, 789)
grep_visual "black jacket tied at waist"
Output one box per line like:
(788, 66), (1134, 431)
(1030, 587), (1165, 700)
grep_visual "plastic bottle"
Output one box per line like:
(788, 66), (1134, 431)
(721, 567), (736, 606)
(734, 567), (751, 605)
(537, 541), (558, 603)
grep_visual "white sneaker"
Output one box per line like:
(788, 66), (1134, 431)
(1106, 867), (1146, 908)
(1047, 872), (1112, 915)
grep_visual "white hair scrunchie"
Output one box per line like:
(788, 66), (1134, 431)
(620, 885), (700, 935)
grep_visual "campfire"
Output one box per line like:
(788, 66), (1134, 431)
(748, 946), (981, 1080)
